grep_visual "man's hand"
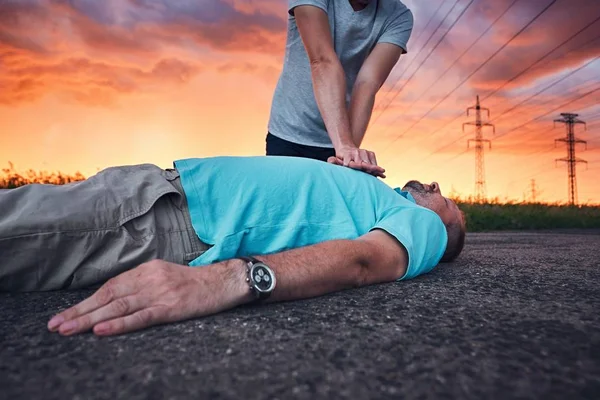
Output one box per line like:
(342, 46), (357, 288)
(47, 259), (248, 336)
(328, 151), (386, 179)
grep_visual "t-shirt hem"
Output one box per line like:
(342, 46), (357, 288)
(369, 226), (414, 280)
(174, 159), (211, 247)
(377, 39), (408, 54)
(288, 0), (328, 15)
(268, 129), (335, 149)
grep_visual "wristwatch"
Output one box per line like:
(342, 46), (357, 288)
(239, 256), (276, 301)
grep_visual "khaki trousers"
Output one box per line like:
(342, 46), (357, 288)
(0, 164), (209, 292)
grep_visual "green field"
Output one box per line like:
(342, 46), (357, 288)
(2, 163), (599, 232)
(456, 200), (600, 232)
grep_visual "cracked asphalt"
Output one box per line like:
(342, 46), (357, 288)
(1, 231), (599, 400)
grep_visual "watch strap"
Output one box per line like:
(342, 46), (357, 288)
(239, 256), (262, 265)
(239, 256), (273, 301)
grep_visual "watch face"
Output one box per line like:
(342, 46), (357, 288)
(251, 264), (275, 292)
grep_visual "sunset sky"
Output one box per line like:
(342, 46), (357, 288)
(1, 0), (599, 204)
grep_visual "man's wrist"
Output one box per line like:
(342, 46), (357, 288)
(332, 136), (356, 152)
(222, 258), (256, 306)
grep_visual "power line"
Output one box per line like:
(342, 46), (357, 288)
(401, 26), (600, 155)
(490, 73), (600, 125)
(496, 110), (600, 149)
(453, 63), (598, 149)
(376, 0), (517, 127)
(383, 0), (559, 147)
(488, 56), (599, 124)
(448, 87), (598, 161)
(476, 119), (600, 177)
(490, 85), (600, 141)
(421, 81), (600, 162)
(494, 127), (556, 150)
(505, 144), (560, 167)
(505, 122), (600, 165)
(416, 103), (595, 183)
(583, 110), (600, 120)
(370, 0), (470, 126)
(483, 15), (600, 102)
(373, 0), (461, 118)
(374, 0), (449, 111)
(504, 162), (557, 192)
(466, 112), (596, 202)
(442, 148), (470, 164)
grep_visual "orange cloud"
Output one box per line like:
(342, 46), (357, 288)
(0, 57), (202, 106)
(0, 0), (286, 106)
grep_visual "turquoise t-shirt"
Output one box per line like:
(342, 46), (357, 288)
(173, 156), (447, 280)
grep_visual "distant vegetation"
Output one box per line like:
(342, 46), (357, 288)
(0, 162), (86, 189)
(2, 163), (599, 232)
(453, 195), (600, 232)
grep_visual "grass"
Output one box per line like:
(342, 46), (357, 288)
(0, 162), (85, 189)
(454, 196), (600, 232)
(1, 163), (599, 232)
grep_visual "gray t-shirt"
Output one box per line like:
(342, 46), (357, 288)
(268, 0), (414, 148)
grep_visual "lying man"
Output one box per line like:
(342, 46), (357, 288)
(0, 156), (465, 336)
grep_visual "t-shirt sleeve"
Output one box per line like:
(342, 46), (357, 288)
(371, 206), (448, 280)
(377, 7), (414, 53)
(288, 0), (329, 16)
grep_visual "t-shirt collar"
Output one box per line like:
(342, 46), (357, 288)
(394, 188), (416, 203)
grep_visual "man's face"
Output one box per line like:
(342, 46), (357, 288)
(402, 180), (461, 226)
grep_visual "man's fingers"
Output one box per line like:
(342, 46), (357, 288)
(358, 150), (370, 164)
(367, 169), (385, 178)
(329, 157), (342, 166)
(334, 149), (385, 178)
(354, 150), (364, 164)
(367, 151), (378, 166)
(365, 161), (385, 173)
(355, 163), (386, 178)
(48, 278), (134, 332)
(372, 169), (386, 178)
(94, 306), (168, 336)
(369, 165), (385, 174)
(355, 160), (383, 173)
(343, 153), (351, 167)
(56, 294), (145, 336)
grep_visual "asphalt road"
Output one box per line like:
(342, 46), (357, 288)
(1, 231), (599, 400)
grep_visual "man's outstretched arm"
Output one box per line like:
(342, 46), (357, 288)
(348, 7), (413, 147)
(293, 5), (385, 177)
(47, 229), (407, 336)
(348, 43), (403, 147)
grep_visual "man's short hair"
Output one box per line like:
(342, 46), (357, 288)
(440, 210), (466, 262)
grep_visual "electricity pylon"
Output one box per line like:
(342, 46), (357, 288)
(554, 113), (587, 206)
(463, 95), (495, 202)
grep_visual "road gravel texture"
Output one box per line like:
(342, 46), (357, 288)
(1, 231), (599, 400)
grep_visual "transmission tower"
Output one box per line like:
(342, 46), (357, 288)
(463, 95), (495, 202)
(530, 179), (538, 203)
(554, 113), (587, 205)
